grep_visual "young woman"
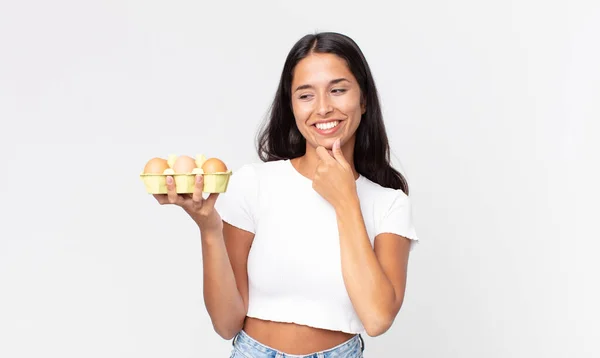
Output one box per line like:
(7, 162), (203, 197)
(154, 32), (419, 357)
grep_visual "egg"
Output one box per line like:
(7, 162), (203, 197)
(201, 158), (228, 173)
(144, 157), (169, 174)
(173, 155), (197, 173)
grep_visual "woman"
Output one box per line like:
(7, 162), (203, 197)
(154, 32), (419, 357)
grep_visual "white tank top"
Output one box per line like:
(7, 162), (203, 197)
(214, 159), (419, 334)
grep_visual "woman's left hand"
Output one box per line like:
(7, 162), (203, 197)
(313, 138), (359, 209)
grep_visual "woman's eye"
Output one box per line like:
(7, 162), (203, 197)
(332, 88), (347, 94)
(299, 94), (313, 100)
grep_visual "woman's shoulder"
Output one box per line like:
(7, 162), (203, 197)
(357, 175), (411, 209)
(358, 175), (418, 244)
(358, 175), (407, 197)
(231, 159), (290, 182)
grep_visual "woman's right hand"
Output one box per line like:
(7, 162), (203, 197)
(153, 175), (223, 233)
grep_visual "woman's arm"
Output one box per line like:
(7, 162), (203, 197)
(335, 197), (412, 337)
(311, 141), (414, 337)
(201, 222), (253, 340)
(154, 172), (254, 340)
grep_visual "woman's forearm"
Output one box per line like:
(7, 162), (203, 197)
(200, 228), (246, 339)
(335, 197), (397, 336)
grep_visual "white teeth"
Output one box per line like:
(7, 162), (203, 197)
(315, 121), (339, 130)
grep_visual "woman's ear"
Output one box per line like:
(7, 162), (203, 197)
(361, 96), (367, 114)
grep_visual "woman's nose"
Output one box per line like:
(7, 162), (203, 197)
(316, 95), (333, 117)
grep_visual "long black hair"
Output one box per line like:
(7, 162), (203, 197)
(256, 32), (409, 194)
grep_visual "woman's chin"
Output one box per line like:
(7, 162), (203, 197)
(314, 137), (339, 150)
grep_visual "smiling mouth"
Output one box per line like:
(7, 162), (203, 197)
(312, 120), (342, 136)
(314, 120), (340, 130)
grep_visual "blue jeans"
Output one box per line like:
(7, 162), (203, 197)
(230, 330), (365, 357)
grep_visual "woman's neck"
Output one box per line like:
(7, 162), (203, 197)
(291, 143), (358, 181)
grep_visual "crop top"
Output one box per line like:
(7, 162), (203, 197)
(214, 159), (419, 334)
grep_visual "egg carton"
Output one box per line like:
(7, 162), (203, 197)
(140, 154), (232, 194)
(140, 172), (232, 194)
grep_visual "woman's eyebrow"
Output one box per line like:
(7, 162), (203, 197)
(330, 78), (350, 85)
(293, 78), (351, 93)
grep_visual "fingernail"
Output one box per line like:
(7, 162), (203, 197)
(166, 176), (172, 184)
(196, 175), (202, 183)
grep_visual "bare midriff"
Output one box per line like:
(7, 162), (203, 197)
(242, 316), (356, 355)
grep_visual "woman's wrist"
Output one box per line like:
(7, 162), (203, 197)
(199, 225), (223, 241)
(334, 192), (361, 214)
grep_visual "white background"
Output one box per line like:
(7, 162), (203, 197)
(1, 0), (598, 357)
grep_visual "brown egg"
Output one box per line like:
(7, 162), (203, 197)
(144, 157), (169, 174)
(201, 158), (228, 173)
(173, 155), (197, 173)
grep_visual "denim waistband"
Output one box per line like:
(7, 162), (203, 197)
(231, 329), (364, 357)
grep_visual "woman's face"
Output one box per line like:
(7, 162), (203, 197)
(290, 53), (365, 152)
